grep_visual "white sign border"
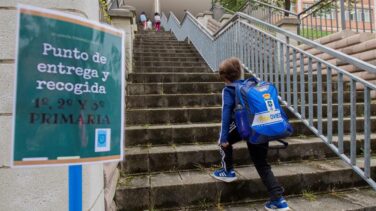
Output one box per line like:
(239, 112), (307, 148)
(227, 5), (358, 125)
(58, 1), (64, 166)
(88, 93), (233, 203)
(11, 4), (125, 168)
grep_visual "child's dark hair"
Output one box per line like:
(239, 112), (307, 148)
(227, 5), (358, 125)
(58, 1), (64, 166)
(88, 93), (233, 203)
(219, 57), (241, 82)
(155, 12), (159, 16)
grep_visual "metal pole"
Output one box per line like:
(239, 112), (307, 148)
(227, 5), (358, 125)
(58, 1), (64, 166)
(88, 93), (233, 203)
(69, 165), (82, 211)
(340, 0), (347, 30)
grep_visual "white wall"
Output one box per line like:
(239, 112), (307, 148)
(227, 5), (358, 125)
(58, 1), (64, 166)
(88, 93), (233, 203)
(0, 1), (104, 210)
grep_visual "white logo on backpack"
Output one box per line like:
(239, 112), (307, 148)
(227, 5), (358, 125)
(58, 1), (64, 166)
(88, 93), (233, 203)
(252, 110), (283, 127)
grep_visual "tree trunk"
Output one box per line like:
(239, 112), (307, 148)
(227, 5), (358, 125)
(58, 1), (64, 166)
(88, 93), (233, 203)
(284, 0), (291, 16)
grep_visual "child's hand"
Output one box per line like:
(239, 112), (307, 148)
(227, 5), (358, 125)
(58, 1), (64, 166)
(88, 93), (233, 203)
(221, 142), (230, 148)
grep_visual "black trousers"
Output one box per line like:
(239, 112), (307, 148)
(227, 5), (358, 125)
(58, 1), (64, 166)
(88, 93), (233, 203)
(219, 125), (284, 200)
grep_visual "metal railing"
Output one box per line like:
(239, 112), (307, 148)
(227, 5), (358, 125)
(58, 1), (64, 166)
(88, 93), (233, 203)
(246, 0), (298, 26)
(240, 0), (375, 39)
(162, 11), (376, 190)
(299, 0), (374, 39)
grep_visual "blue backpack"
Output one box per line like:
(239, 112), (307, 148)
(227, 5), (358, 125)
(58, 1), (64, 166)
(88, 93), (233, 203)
(234, 77), (293, 145)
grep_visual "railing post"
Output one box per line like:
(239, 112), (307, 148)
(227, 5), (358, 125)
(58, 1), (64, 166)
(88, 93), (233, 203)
(296, 14), (301, 36)
(339, 0), (346, 30)
(374, 0), (376, 31)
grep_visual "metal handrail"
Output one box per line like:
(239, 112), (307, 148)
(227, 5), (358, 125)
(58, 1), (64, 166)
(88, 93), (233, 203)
(162, 10), (376, 190)
(299, 0), (330, 15)
(242, 0), (375, 39)
(251, 0), (299, 17)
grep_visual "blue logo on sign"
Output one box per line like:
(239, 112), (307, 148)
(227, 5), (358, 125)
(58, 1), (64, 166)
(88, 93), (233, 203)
(97, 130), (107, 147)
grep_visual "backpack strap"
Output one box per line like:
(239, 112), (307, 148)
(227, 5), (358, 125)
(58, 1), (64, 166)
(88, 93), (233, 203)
(225, 82), (244, 108)
(235, 84), (245, 108)
(244, 77), (259, 84)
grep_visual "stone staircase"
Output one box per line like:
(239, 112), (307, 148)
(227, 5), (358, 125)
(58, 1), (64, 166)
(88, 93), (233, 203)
(297, 30), (376, 85)
(115, 30), (376, 210)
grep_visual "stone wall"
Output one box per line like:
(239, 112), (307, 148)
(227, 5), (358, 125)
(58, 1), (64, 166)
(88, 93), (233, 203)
(0, 1), (105, 210)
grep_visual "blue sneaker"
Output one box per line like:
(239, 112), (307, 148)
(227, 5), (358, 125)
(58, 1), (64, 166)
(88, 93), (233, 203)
(264, 197), (290, 211)
(211, 168), (237, 183)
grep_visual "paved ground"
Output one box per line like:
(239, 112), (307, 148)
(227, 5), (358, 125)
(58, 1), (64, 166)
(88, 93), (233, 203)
(185, 188), (376, 211)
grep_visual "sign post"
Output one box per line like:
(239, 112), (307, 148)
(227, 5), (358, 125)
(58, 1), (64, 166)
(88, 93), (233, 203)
(69, 165), (82, 211)
(12, 5), (125, 210)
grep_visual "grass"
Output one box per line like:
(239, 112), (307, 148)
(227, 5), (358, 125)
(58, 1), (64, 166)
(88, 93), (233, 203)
(216, 190), (224, 211)
(300, 28), (332, 40)
(142, 124), (150, 128)
(297, 134), (308, 139)
(198, 198), (210, 209)
(118, 175), (134, 186)
(169, 142), (176, 149)
(193, 163), (207, 172)
(302, 190), (317, 201)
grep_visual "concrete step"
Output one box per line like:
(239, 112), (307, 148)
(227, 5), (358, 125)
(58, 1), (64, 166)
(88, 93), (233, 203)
(126, 81), (349, 96)
(123, 135), (376, 174)
(127, 73), (219, 83)
(126, 82), (223, 95)
(134, 52), (200, 58)
(298, 30), (356, 51)
(133, 41), (186, 46)
(293, 33), (375, 61)
(336, 49), (376, 66)
(133, 56), (204, 62)
(125, 91), (365, 109)
(125, 93), (221, 108)
(196, 188), (376, 211)
(134, 61), (207, 68)
(259, 72), (322, 81)
(134, 35), (175, 39)
(134, 36), (177, 40)
(126, 107), (221, 125)
(115, 158), (376, 210)
(125, 103), (376, 125)
(133, 44), (192, 49)
(133, 48), (196, 54)
(133, 66), (212, 73)
(135, 31), (171, 36)
(124, 117), (376, 146)
(311, 34), (376, 63)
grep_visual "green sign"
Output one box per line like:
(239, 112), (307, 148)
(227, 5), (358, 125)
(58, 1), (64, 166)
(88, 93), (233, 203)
(12, 5), (125, 167)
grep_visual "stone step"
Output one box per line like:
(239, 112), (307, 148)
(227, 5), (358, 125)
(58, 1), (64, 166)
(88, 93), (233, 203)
(133, 56), (204, 62)
(298, 30), (356, 51)
(134, 61), (207, 68)
(133, 41), (191, 46)
(133, 41), (186, 46)
(134, 52), (200, 58)
(126, 81), (348, 95)
(198, 188), (376, 211)
(134, 35), (175, 39)
(292, 33), (375, 61)
(126, 82), (223, 95)
(133, 66), (212, 73)
(256, 71), (323, 81)
(123, 134), (376, 174)
(127, 73), (219, 83)
(133, 48), (196, 54)
(125, 92), (365, 109)
(135, 31), (171, 35)
(124, 117), (376, 146)
(133, 44), (192, 49)
(125, 93), (221, 108)
(125, 103), (376, 125)
(115, 157), (376, 210)
(134, 36), (177, 40)
(309, 36), (376, 65)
